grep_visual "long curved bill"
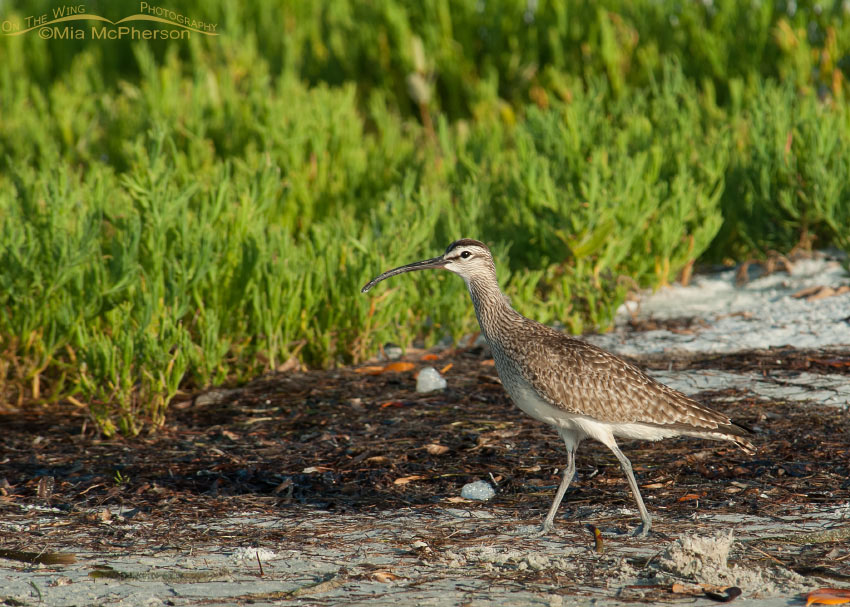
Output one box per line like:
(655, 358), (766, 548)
(361, 256), (447, 293)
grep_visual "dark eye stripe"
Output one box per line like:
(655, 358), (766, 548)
(447, 252), (471, 261)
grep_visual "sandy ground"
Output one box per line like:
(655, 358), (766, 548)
(2, 504), (848, 606)
(1, 253), (849, 606)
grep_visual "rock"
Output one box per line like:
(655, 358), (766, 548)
(416, 367), (447, 392)
(460, 480), (496, 501)
(382, 343), (403, 361)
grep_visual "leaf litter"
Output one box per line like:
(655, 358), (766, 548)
(0, 342), (848, 605)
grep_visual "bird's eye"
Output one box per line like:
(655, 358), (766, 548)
(460, 251), (471, 259)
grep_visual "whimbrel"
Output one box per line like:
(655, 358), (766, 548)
(361, 239), (754, 536)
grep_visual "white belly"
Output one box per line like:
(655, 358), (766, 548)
(506, 379), (679, 447)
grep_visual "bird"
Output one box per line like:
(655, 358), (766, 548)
(361, 238), (755, 537)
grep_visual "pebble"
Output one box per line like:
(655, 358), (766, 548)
(382, 343), (403, 360)
(460, 480), (496, 501)
(416, 367), (447, 392)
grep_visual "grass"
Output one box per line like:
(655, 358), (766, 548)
(1, 0), (849, 435)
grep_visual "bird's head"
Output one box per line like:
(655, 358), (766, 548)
(361, 239), (495, 293)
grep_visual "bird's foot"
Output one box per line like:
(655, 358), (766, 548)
(631, 522), (651, 538)
(533, 521), (556, 537)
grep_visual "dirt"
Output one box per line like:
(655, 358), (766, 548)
(1, 345), (849, 606)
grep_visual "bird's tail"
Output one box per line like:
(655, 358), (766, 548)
(730, 420), (756, 455)
(734, 437), (756, 455)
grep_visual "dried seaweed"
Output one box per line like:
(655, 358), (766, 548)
(0, 346), (848, 586)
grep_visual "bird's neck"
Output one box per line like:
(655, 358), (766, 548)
(465, 275), (520, 340)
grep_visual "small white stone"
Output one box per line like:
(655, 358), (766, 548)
(416, 367), (447, 392)
(382, 343), (403, 360)
(460, 480), (496, 501)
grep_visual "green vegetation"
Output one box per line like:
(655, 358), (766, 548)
(1, 0), (848, 435)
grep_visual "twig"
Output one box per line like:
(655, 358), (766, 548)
(744, 543), (785, 565)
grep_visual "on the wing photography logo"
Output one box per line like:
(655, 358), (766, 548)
(1, 3), (218, 40)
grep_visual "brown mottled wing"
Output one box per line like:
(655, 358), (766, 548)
(518, 327), (746, 436)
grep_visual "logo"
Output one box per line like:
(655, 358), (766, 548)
(1, 3), (218, 40)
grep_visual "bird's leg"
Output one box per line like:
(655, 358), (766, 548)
(538, 446), (576, 535)
(607, 441), (652, 537)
